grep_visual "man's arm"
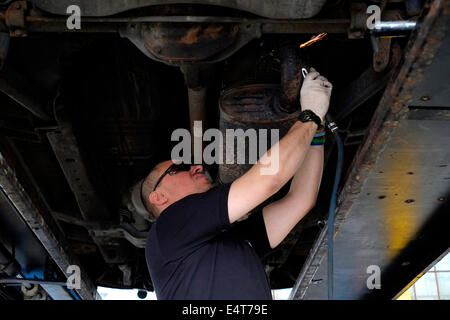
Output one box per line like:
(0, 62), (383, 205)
(262, 144), (323, 248)
(227, 121), (318, 224)
(227, 68), (331, 225)
(261, 67), (332, 248)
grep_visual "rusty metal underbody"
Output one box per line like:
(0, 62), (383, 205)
(27, 0), (328, 20)
(0, 1), (409, 69)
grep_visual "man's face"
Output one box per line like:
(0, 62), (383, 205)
(154, 160), (212, 201)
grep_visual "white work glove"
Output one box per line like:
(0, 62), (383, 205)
(300, 67), (332, 123)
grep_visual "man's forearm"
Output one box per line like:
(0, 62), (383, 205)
(288, 143), (324, 208)
(261, 135), (324, 248)
(258, 120), (318, 190)
(228, 120), (318, 224)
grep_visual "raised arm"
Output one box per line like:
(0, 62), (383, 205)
(263, 143), (324, 248)
(262, 68), (332, 248)
(227, 68), (332, 225)
(227, 121), (318, 224)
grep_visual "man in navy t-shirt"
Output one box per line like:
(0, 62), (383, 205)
(142, 68), (332, 299)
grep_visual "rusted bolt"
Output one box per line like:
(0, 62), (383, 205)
(420, 95), (431, 101)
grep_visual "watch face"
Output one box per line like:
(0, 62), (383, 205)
(299, 110), (321, 128)
(299, 110), (313, 122)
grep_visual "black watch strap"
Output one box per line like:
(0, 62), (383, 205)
(298, 110), (323, 129)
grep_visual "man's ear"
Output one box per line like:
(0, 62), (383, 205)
(149, 191), (168, 207)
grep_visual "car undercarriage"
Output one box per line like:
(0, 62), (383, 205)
(1, 0), (449, 300)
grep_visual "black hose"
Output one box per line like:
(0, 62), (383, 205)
(325, 114), (344, 300)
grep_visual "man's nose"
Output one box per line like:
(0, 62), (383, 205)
(190, 164), (203, 174)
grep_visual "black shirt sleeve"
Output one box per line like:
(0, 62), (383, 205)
(155, 183), (231, 261)
(229, 209), (273, 259)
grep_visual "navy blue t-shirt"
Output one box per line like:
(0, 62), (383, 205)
(145, 183), (273, 300)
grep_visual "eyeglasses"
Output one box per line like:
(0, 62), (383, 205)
(152, 163), (192, 191)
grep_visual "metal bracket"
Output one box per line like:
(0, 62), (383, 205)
(5, 1), (27, 37)
(90, 224), (147, 248)
(373, 37), (392, 72)
(348, 2), (367, 39)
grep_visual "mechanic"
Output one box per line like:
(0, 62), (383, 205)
(142, 67), (332, 299)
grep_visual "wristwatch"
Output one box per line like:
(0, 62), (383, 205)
(298, 110), (324, 130)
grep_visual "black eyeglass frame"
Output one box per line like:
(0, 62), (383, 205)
(152, 163), (192, 191)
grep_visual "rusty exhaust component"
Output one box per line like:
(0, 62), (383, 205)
(180, 65), (213, 159)
(218, 84), (300, 183)
(280, 43), (304, 113)
(188, 87), (207, 157)
(218, 42), (307, 182)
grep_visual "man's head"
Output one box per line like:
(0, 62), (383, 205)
(141, 160), (213, 219)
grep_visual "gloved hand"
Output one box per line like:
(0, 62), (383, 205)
(300, 67), (332, 122)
